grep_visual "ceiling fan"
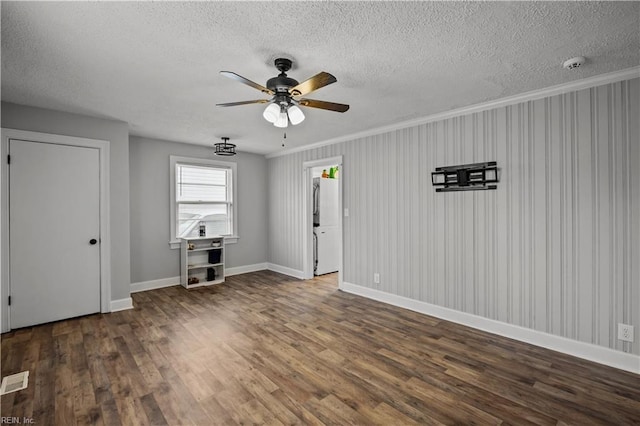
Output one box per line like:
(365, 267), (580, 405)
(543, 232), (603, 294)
(216, 58), (349, 128)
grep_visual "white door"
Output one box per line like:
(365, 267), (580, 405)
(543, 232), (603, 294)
(9, 139), (101, 328)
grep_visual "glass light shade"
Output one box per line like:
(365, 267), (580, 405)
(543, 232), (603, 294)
(274, 111), (288, 128)
(262, 103), (280, 123)
(287, 105), (305, 125)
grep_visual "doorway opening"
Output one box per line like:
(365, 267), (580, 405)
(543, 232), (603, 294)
(1, 129), (111, 332)
(302, 156), (343, 288)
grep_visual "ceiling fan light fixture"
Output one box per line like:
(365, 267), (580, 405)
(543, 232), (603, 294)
(218, 58), (349, 127)
(274, 110), (288, 128)
(287, 105), (305, 125)
(262, 103), (280, 123)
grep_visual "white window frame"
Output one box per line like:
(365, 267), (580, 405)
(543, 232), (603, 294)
(169, 155), (238, 249)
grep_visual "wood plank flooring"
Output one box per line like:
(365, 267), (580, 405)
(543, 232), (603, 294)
(2, 271), (639, 425)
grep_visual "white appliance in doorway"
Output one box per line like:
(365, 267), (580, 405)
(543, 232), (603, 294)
(313, 177), (339, 275)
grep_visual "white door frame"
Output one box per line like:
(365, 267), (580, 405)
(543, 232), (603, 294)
(1, 128), (111, 332)
(302, 156), (343, 287)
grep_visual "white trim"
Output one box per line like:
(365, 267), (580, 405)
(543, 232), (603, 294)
(130, 263), (268, 294)
(340, 281), (640, 375)
(302, 156), (344, 169)
(226, 262), (268, 277)
(130, 276), (180, 293)
(110, 297), (133, 312)
(267, 263), (305, 279)
(267, 66), (640, 159)
(170, 235), (239, 249)
(169, 155), (238, 249)
(1, 128), (111, 332)
(302, 156), (344, 287)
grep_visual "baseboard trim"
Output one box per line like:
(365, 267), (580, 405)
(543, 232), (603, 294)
(130, 276), (180, 293)
(267, 263), (305, 279)
(341, 281), (640, 375)
(130, 263), (270, 294)
(226, 263), (268, 277)
(110, 297), (133, 312)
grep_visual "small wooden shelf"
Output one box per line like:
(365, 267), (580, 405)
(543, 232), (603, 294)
(188, 246), (222, 252)
(180, 236), (225, 289)
(187, 263), (223, 270)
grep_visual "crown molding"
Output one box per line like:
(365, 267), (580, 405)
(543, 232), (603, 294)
(266, 66), (640, 159)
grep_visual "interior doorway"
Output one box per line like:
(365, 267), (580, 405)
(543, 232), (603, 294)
(9, 140), (101, 328)
(1, 129), (111, 332)
(302, 156), (343, 287)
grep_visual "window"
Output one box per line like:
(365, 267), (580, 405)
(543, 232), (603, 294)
(170, 156), (237, 248)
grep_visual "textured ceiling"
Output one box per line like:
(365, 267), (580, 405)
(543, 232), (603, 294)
(2, 1), (639, 155)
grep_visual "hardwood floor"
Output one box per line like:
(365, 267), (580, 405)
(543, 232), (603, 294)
(2, 271), (639, 425)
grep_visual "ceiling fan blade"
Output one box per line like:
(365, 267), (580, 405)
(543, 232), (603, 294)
(289, 72), (337, 96)
(220, 71), (274, 95)
(299, 98), (350, 113)
(216, 99), (270, 107)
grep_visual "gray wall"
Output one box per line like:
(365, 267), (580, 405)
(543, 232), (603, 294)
(1, 102), (131, 301)
(129, 136), (268, 283)
(267, 78), (640, 355)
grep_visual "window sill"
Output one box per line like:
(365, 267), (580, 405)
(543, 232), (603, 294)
(169, 235), (238, 249)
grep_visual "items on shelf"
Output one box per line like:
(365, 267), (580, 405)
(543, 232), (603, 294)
(321, 166), (339, 179)
(180, 236), (225, 289)
(207, 268), (216, 282)
(208, 249), (222, 264)
(198, 222), (206, 237)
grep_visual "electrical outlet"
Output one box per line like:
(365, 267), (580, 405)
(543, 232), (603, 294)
(373, 273), (380, 284)
(618, 323), (634, 342)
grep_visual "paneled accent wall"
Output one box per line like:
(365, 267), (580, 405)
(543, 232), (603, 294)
(267, 78), (639, 355)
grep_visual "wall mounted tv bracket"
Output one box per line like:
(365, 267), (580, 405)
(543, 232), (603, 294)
(431, 161), (498, 192)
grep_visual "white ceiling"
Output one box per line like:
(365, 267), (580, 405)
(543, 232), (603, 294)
(2, 2), (638, 155)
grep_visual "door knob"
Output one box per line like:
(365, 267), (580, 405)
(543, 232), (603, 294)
(89, 239), (98, 245)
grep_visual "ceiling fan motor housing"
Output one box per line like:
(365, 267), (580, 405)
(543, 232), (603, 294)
(274, 58), (292, 73)
(267, 75), (299, 93)
(267, 59), (299, 94)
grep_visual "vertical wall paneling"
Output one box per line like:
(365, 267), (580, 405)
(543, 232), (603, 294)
(430, 123), (438, 304)
(608, 84), (617, 350)
(526, 100), (534, 329)
(497, 106), (510, 324)
(622, 80), (632, 354)
(597, 84), (612, 346)
(466, 115), (476, 314)
(590, 86), (600, 345)
(548, 95), (560, 335)
(560, 93), (568, 338)
(482, 111), (490, 318)
(577, 88), (593, 344)
(390, 131), (399, 295)
(266, 78), (640, 356)
(629, 79), (640, 357)
(491, 109), (499, 322)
